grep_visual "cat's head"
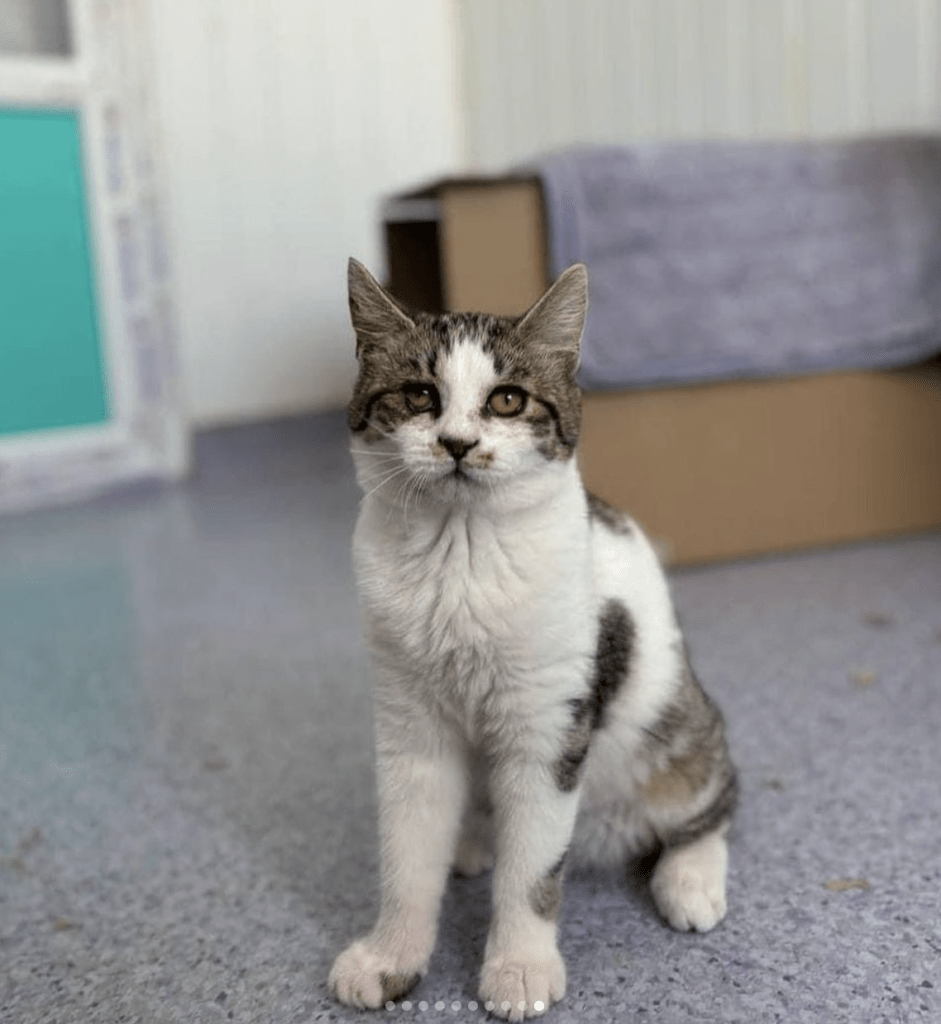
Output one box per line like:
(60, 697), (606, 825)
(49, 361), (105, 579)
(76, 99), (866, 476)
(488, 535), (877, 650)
(346, 258), (588, 511)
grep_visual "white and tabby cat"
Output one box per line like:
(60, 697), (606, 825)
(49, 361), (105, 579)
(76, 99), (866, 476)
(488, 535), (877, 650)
(329, 260), (737, 1020)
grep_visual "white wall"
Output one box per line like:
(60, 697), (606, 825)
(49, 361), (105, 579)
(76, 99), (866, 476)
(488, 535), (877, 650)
(459, 0), (941, 168)
(147, 0), (463, 426)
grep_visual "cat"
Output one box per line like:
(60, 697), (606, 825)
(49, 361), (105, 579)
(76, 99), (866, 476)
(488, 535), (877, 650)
(329, 259), (737, 1020)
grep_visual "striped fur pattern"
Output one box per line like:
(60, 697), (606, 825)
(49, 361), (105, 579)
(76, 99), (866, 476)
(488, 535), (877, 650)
(329, 260), (737, 1020)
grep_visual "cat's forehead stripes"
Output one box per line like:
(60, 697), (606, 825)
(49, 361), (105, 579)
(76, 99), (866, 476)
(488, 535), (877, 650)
(413, 311), (514, 370)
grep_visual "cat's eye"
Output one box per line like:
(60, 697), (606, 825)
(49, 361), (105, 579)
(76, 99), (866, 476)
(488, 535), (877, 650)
(487, 386), (527, 417)
(402, 382), (439, 415)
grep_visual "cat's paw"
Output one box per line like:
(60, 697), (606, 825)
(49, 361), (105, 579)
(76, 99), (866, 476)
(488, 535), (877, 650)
(328, 937), (424, 1009)
(479, 950), (566, 1020)
(650, 831), (728, 933)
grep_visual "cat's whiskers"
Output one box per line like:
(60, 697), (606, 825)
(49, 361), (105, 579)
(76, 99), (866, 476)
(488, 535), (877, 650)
(390, 469), (411, 520)
(360, 463), (413, 503)
(384, 467), (418, 531)
(353, 454), (404, 470)
(349, 446), (401, 461)
(400, 474), (417, 530)
(401, 467), (433, 530)
(350, 444), (402, 461)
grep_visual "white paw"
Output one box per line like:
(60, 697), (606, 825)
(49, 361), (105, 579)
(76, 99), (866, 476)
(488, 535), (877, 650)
(479, 950), (566, 1020)
(650, 833), (728, 933)
(328, 937), (424, 1009)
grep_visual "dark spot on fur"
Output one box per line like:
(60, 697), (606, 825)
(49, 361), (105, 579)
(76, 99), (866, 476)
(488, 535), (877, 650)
(641, 699), (689, 749)
(529, 397), (577, 460)
(548, 850), (568, 879)
(642, 651), (717, 751)
(429, 317), (452, 348)
(591, 600), (634, 728)
(553, 600), (635, 791)
(379, 972), (421, 1002)
(586, 491), (633, 535)
(529, 410), (552, 432)
(529, 852), (567, 920)
(662, 770), (739, 849)
(352, 388), (405, 436)
(640, 645), (738, 847)
(553, 734), (590, 793)
(528, 407), (563, 460)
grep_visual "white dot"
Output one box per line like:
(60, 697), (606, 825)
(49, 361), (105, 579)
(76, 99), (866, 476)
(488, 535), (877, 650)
(533, 1001), (545, 1012)
(518, 1001), (527, 1012)
(386, 1001), (396, 1011)
(402, 1002), (412, 1011)
(451, 1002), (461, 1011)
(501, 1002), (512, 1012)
(419, 1001), (429, 1011)
(435, 1002), (445, 1011)
(484, 1002), (495, 1012)
(468, 1001), (478, 1011)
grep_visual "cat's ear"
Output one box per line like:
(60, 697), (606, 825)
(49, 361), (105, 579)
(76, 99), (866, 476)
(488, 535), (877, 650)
(514, 263), (588, 356)
(348, 257), (415, 356)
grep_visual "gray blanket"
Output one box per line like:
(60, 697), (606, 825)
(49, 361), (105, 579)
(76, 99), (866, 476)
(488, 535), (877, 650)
(535, 139), (941, 389)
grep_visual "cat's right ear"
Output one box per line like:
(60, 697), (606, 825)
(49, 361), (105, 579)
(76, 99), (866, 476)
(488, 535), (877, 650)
(348, 258), (415, 357)
(514, 263), (588, 358)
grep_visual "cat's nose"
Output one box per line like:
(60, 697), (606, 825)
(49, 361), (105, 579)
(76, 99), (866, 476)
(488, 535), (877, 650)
(439, 435), (479, 463)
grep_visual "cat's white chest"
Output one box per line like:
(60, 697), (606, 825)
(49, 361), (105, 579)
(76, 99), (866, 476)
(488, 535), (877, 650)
(354, 495), (592, 715)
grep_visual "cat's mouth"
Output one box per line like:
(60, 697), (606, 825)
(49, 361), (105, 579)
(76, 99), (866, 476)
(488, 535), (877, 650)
(442, 464), (478, 486)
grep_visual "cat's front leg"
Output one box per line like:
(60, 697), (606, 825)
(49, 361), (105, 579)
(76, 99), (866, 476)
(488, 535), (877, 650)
(329, 698), (467, 1009)
(479, 749), (580, 1021)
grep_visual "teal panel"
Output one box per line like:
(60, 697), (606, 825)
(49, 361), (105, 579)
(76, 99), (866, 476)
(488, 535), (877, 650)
(0, 107), (110, 436)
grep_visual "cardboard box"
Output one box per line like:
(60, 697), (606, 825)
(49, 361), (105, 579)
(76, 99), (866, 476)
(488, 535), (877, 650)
(383, 177), (941, 565)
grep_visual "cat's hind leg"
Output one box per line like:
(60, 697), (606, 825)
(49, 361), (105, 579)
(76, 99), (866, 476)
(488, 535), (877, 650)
(637, 662), (738, 933)
(650, 823), (730, 932)
(453, 802), (494, 877)
(641, 758), (737, 932)
(453, 752), (493, 877)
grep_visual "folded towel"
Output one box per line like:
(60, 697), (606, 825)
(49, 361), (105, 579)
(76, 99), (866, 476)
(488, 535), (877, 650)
(535, 138), (941, 389)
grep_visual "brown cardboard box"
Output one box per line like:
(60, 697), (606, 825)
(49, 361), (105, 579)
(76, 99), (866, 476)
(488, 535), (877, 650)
(384, 177), (941, 565)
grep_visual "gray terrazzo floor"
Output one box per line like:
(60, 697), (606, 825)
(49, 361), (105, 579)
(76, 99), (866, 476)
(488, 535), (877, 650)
(1, 410), (939, 1024)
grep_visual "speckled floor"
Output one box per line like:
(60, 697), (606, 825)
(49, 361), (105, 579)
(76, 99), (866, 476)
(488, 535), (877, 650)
(1, 412), (939, 1024)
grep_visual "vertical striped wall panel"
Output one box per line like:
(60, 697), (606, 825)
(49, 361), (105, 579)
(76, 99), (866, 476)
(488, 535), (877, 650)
(458, 0), (941, 169)
(147, 0), (463, 424)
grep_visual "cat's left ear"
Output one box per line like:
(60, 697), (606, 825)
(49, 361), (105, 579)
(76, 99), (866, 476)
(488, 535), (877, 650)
(514, 263), (588, 357)
(348, 257), (416, 357)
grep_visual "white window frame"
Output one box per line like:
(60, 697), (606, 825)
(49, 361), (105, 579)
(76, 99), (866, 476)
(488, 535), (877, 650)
(0, 0), (187, 514)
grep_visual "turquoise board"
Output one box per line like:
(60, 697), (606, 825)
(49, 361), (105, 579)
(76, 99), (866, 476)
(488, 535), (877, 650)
(0, 107), (110, 436)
